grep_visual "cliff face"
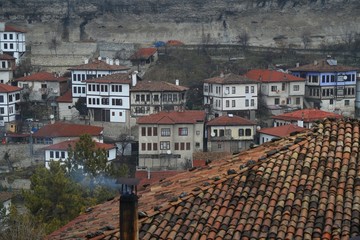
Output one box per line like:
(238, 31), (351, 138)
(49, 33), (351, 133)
(1, 0), (359, 47)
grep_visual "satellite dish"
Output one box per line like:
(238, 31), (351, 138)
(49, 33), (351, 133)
(211, 132), (216, 137)
(166, 150), (171, 155)
(225, 90), (229, 95)
(49, 114), (54, 119)
(343, 76), (348, 80)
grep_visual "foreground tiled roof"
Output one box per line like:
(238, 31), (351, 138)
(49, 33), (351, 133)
(131, 81), (188, 92)
(258, 124), (308, 137)
(42, 139), (115, 151)
(56, 90), (72, 103)
(137, 110), (206, 125)
(0, 83), (21, 93)
(32, 122), (103, 138)
(272, 108), (343, 122)
(289, 59), (357, 72)
(204, 73), (257, 84)
(83, 73), (131, 84)
(47, 118), (360, 240)
(207, 115), (256, 126)
(15, 72), (69, 82)
(245, 69), (305, 82)
(68, 59), (130, 71)
(130, 48), (157, 60)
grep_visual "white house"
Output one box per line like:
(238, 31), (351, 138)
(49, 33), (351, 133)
(68, 58), (130, 102)
(0, 83), (21, 125)
(84, 73), (132, 123)
(245, 69), (306, 113)
(206, 114), (257, 153)
(0, 22), (26, 63)
(203, 73), (258, 120)
(0, 52), (16, 84)
(137, 110), (206, 170)
(258, 124), (307, 144)
(130, 79), (188, 117)
(43, 139), (117, 169)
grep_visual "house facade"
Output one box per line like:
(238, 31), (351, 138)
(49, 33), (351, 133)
(258, 124), (307, 144)
(0, 83), (21, 125)
(137, 110), (206, 170)
(207, 115), (256, 153)
(56, 90), (79, 121)
(0, 52), (16, 84)
(203, 73), (258, 120)
(289, 58), (357, 117)
(68, 58), (130, 102)
(84, 73), (132, 123)
(130, 47), (158, 70)
(272, 108), (342, 129)
(130, 80), (188, 117)
(43, 139), (116, 169)
(0, 22), (26, 62)
(245, 69), (306, 113)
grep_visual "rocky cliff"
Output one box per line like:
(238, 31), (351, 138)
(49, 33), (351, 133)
(1, 0), (359, 47)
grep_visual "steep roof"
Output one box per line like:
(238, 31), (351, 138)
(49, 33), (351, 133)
(32, 122), (103, 138)
(42, 139), (115, 151)
(272, 108), (343, 122)
(0, 53), (15, 60)
(204, 73), (258, 84)
(131, 81), (188, 92)
(130, 48), (157, 60)
(207, 115), (256, 126)
(15, 72), (69, 82)
(0, 83), (21, 93)
(4, 24), (26, 33)
(258, 124), (308, 137)
(83, 73), (131, 84)
(68, 59), (130, 71)
(245, 69), (305, 82)
(289, 59), (357, 72)
(137, 110), (206, 125)
(56, 90), (72, 103)
(47, 118), (360, 240)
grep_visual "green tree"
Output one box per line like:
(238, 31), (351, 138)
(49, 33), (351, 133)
(23, 161), (93, 234)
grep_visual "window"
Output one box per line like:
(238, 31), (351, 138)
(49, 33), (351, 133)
(232, 87), (236, 94)
(153, 127), (158, 136)
(293, 85), (300, 91)
(161, 128), (171, 136)
(282, 83), (286, 91)
(112, 99), (122, 105)
(330, 99), (334, 105)
(271, 86), (277, 92)
(41, 84), (47, 89)
(9, 34), (13, 40)
(61, 152), (65, 159)
(153, 143), (158, 150)
(251, 86), (255, 93)
(178, 127), (188, 136)
(175, 142), (179, 150)
(274, 98), (280, 105)
(232, 100), (235, 107)
(219, 129), (225, 137)
(245, 129), (252, 136)
(3, 43), (7, 49)
(160, 141), (170, 150)
(225, 129), (232, 136)
(345, 100), (350, 106)
(186, 142), (191, 150)
(141, 143), (146, 151)
(3, 34), (7, 40)
(238, 129), (244, 136)
(8, 95), (13, 102)
(10, 43), (13, 49)
(0, 96), (3, 103)
(147, 127), (152, 136)
(141, 127), (146, 136)
(147, 143), (152, 151)
(180, 142), (185, 150)
(154, 95), (159, 102)
(225, 87), (230, 94)
(55, 151), (60, 158)
(251, 99), (255, 106)
(245, 86), (249, 93)
(226, 100), (230, 107)
(101, 98), (109, 105)
(245, 99), (249, 107)
(296, 97), (300, 105)
(135, 94), (140, 102)
(50, 151), (54, 158)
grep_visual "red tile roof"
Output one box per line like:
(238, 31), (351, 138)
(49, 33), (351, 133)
(258, 124), (307, 137)
(56, 90), (72, 103)
(0, 83), (21, 93)
(137, 110), (206, 125)
(83, 73), (131, 84)
(289, 59), (357, 72)
(135, 169), (184, 188)
(166, 40), (184, 46)
(272, 108), (343, 122)
(131, 81), (188, 92)
(0, 53), (15, 60)
(32, 122), (103, 138)
(47, 118), (360, 240)
(68, 59), (130, 71)
(245, 69), (305, 82)
(15, 72), (69, 82)
(130, 48), (157, 60)
(204, 73), (258, 84)
(4, 24), (26, 33)
(42, 139), (115, 151)
(207, 115), (256, 126)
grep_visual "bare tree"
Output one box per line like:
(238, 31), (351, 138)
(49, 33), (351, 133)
(117, 133), (132, 157)
(342, 31), (356, 50)
(48, 35), (61, 55)
(301, 31), (312, 49)
(237, 31), (250, 50)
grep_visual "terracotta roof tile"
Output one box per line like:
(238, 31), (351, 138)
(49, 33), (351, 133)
(258, 124), (308, 137)
(68, 59), (130, 71)
(4, 24), (26, 33)
(42, 139), (115, 151)
(137, 110), (206, 125)
(0, 83), (21, 93)
(272, 108), (343, 122)
(289, 59), (357, 72)
(245, 69), (305, 82)
(0, 53), (16, 60)
(15, 71), (69, 82)
(204, 73), (258, 84)
(207, 115), (256, 126)
(33, 122), (103, 138)
(131, 81), (188, 92)
(56, 89), (72, 103)
(130, 48), (157, 60)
